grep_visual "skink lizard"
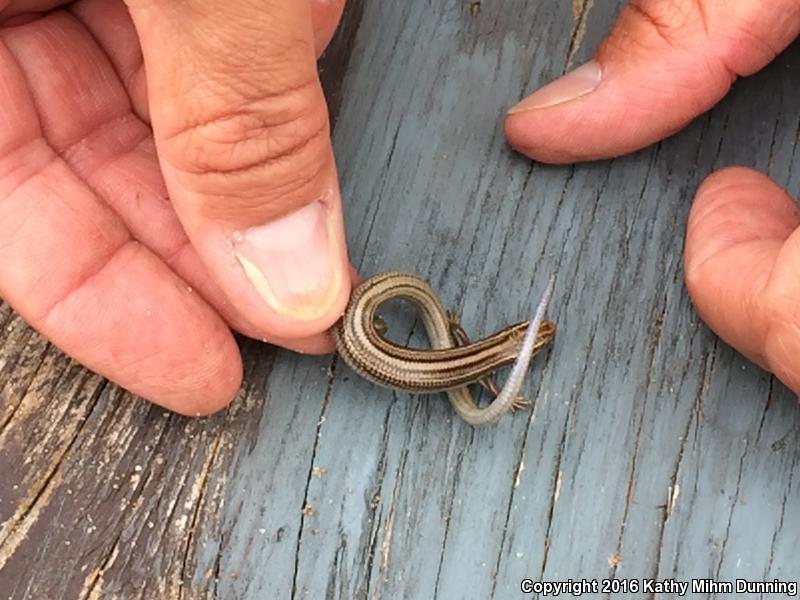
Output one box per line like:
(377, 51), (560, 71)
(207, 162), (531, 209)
(332, 272), (556, 426)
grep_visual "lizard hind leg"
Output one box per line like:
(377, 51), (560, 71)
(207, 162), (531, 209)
(510, 396), (531, 412)
(372, 314), (389, 337)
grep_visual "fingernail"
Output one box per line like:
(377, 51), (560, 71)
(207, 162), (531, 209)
(508, 60), (602, 114)
(233, 200), (345, 321)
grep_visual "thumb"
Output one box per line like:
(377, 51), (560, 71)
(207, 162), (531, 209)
(505, 0), (800, 163)
(685, 167), (800, 396)
(124, 0), (350, 340)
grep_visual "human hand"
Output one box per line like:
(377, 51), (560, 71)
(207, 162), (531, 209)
(0, 0), (351, 414)
(504, 1), (800, 396)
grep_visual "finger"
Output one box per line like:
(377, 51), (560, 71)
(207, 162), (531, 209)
(310, 0), (346, 56)
(7, 10), (336, 354)
(505, 0), (800, 163)
(69, 0), (149, 121)
(0, 38), (241, 414)
(0, 1), (68, 21)
(685, 167), (800, 395)
(67, 0), (346, 125)
(123, 0), (351, 341)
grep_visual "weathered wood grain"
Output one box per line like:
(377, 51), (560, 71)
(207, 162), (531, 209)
(1, 0), (799, 598)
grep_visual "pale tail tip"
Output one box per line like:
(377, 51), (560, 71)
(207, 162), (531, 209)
(526, 275), (556, 331)
(540, 276), (556, 313)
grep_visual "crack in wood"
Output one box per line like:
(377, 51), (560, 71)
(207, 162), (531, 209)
(0, 376), (108, 567)
(0, 335), (55, 435)
(648, 361), (706, 585)
(488, 435), (533, 597)
(75, 406), (176, 598)
(355, 119), (404, 270)
(538, 410), (569, 578)
(80, 529), (123, 600)
(713, 441), (749, 580)
(431, 439), (467, 600)
(370, 459), (402, 600)
(290, 356), (339, 599)
(564, 0), (595, 71)
(177, 427), (226, 600)
(764, 450), (794, 577)
(359, 407), (393, 599)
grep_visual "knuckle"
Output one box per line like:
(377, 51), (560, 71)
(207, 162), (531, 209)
(721, 3), (798, 75)
(625, 0), (697, 45)
(165, 78), (328, 173)
(607, 0), (714, 55)
(162, 79), (332, 213)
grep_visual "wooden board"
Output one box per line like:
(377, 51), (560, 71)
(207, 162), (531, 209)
(2, 1), (799, 598)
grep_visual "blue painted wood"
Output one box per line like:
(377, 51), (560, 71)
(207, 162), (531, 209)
(1, 0), (798, 598)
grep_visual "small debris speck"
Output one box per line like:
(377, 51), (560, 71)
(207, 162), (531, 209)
(302, 504), (315, 517)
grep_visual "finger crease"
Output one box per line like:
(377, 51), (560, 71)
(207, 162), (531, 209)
(627, 3), (679, 50)
(162, 76), (319, 144)
(176, 117), (328, 177)
(0, 136), (55, 195)
(39, 238), (136, 328)
(59, 111), (142, 160)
